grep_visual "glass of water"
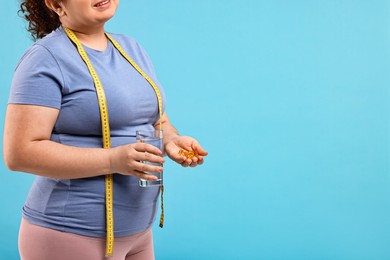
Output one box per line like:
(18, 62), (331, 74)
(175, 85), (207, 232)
(136, 130), (163, 187)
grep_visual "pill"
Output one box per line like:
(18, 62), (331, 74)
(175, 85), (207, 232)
(178, 149), (198, 159)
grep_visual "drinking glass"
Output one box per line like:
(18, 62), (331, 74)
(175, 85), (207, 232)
(136, 130), (163, 187)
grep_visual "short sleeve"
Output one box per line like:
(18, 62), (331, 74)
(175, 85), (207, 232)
(9, 44), (64, 109)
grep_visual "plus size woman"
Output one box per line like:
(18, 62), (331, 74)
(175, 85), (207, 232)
(3, 0), (207, 259)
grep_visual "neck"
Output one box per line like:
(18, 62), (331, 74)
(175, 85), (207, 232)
(64, 25), (108, 51)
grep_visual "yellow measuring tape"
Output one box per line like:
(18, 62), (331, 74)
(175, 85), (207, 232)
(64, 27), (164, 257)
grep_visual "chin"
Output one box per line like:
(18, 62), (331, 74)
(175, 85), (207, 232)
(99, 15), (115, 23)
(97, 11), (117, 23)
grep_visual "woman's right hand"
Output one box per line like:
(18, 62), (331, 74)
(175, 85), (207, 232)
(108, 143), (165, 180)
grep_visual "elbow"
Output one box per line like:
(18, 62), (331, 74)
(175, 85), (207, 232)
(3, 148), (24, 172)
(4, 155), (19, 172)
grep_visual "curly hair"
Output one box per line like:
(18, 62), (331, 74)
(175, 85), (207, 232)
(19, 0), (61, 40)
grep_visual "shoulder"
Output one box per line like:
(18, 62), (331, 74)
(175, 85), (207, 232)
(16, 43), (59, 73)
(34, 27), (72, 55)
(17, 28), (72, 70)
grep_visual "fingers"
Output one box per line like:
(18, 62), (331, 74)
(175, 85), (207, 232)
(133, 150), (165, 165)
(177, 150), (207, 168)
(134, 142), (163, 156)
(189, 140), (208, 156)
(132, 142), (164, 164)
(132, 170), (160, 181)
(179, 156), (204, 167)
(193, 145), (208, 156)
(133, 171), (157, 180)
(131, 143), (164, 177)
(111, 143), (164, 179)
(183, 157), (199, 167)
(134, 160), (163, 172)
(125, 156), (163, 181)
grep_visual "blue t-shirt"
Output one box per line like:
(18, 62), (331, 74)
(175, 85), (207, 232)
(9, 27), (166, 237)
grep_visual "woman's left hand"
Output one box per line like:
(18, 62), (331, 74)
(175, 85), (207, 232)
(165, 136), (208, 167)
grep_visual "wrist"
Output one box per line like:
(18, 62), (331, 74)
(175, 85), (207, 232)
(106, 148), (115, 174)
(163, 132), (179, 145)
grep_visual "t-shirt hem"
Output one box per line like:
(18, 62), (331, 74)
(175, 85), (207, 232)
(8, 100), (61, 110)
(22, 213), (155, 238)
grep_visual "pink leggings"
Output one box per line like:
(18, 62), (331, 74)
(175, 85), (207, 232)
(18, 219), (154, 260)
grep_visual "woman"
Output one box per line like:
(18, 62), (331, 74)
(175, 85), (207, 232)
(3, 0), (207, 259)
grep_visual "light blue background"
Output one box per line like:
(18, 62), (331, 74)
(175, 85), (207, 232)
(1, 0), (389, 259)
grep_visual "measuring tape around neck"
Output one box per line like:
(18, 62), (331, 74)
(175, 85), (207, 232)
(105, 33), (165, 230)
(64, 27), (164, 257)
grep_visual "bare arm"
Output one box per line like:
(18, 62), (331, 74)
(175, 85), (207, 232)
(154, 112), (180, 145)
(3, 104), (163, 180)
